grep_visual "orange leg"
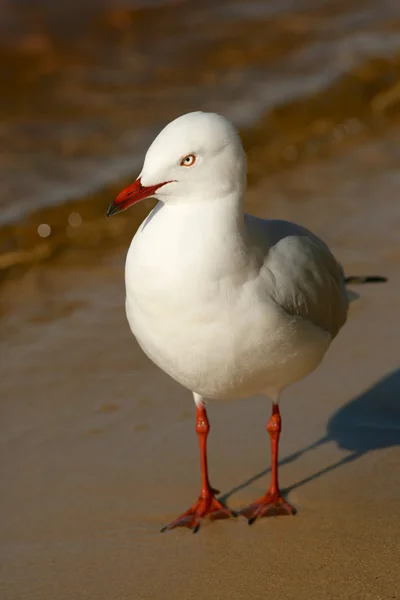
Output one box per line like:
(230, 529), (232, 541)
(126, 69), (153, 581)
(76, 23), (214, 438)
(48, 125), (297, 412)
(241, 403), (296, 524)
(161, 404), (236, 533)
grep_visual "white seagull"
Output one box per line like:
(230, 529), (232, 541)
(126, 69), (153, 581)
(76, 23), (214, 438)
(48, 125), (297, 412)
(107, 111), (385, 533)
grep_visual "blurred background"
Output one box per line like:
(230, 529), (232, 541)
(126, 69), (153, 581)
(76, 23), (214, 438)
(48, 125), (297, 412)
(1, 0), (400, 274)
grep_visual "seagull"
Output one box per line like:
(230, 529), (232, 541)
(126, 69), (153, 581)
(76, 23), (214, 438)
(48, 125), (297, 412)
(107, 111), (386, 533)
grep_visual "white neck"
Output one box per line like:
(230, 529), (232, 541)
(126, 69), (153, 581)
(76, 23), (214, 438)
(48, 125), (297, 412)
(159, 191), (246, 254)
(130, 190), (252, 287)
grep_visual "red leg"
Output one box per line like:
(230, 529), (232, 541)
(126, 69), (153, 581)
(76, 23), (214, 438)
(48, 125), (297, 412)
(241, 403), (296, 524)
(161, 404), (236, 533)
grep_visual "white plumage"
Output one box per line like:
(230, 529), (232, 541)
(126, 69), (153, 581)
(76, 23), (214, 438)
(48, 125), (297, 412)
(108, 111), (349, 531)
(125, 112), (348, 402)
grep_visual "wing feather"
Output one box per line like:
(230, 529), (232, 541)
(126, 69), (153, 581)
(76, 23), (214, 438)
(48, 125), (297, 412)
(246, 216), (348, 338)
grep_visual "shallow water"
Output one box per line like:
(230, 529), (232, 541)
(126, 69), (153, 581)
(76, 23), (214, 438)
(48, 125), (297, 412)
(1, 0), (400, 231)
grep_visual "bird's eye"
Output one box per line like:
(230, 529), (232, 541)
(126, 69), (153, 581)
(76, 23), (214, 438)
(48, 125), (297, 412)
(180, 153), (196, 167)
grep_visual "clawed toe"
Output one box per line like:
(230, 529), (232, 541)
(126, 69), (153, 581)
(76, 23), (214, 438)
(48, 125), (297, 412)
(241, 492), (296, 524)
(161, 494), (236, 533)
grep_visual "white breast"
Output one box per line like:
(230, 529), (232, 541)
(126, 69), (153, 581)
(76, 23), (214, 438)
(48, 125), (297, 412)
(124, 203), (332, 400)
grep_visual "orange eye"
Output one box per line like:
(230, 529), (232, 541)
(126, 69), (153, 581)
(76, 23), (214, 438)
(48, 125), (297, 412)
(180, 153), (196, 167)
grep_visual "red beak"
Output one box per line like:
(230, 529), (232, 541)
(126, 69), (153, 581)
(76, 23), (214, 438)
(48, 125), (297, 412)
(107, 177), (171, 216)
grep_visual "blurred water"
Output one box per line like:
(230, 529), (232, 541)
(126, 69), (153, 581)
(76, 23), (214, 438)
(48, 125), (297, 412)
(1, 0), (400, 226)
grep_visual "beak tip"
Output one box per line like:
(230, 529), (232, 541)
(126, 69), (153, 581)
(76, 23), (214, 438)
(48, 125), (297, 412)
(106, 202), (118, 217)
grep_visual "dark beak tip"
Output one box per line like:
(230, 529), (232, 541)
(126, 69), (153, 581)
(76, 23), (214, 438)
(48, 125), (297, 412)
(106, 201), (118, 217)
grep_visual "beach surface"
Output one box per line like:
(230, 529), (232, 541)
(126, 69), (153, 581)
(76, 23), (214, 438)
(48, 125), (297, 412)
(1, 138), (400, 599)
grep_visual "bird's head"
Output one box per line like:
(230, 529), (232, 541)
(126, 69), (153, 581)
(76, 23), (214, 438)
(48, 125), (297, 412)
(107, 111), (246, 216)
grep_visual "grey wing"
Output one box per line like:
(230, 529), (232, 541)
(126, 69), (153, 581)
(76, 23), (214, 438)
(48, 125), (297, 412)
(247, 217), (349, 338)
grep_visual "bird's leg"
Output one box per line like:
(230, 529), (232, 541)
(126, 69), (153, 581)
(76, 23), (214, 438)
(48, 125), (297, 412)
(241, 403), (296, 524)
(161, 402), (235, 533)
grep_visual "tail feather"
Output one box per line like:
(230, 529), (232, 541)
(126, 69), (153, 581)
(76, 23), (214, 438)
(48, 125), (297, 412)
(344, 275), (387, 284)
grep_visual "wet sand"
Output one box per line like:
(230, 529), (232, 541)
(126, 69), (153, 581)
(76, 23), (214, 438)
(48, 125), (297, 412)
(1, 134), (400, 599)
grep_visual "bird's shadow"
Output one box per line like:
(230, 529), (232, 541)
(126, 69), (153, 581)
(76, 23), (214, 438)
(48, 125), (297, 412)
(220, 368), (400, 504)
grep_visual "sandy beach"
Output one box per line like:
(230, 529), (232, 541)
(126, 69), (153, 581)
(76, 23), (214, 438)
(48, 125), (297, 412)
(1, 134), (400, 598)
(1, 1), (400, 598)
